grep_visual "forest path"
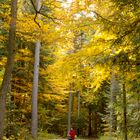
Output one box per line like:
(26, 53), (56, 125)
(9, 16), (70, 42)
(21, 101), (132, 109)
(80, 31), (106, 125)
(48, 138), (96, 140)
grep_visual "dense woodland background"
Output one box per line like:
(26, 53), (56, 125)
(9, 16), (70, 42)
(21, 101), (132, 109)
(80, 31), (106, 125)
(0, 0), (140, 140)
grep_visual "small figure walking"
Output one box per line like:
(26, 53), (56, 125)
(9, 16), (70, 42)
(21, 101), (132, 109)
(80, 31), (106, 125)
(68, 127), (76, 140)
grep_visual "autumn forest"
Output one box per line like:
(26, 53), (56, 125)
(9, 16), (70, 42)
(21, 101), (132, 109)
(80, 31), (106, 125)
(0, 0), (140, 140)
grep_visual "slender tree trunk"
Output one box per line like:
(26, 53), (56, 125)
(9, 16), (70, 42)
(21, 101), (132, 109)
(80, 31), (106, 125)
(31, 42), (41, 138)
(77, 91), (80, 119)
(77, 91), (80, 136)
(123, 82), (127, 140)
(92, 112), (98, 138)
(110, 72), (118, 137)
(31, 0), (41, 138)
(0, 0), (17, 139)
(88, 106), (92, 137)
(68, 83), (73, 134)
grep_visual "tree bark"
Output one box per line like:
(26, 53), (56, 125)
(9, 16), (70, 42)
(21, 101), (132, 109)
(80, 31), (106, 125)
(123, 82), (127, 140)
(77, 91), (80, 136)
(88, 106), (92, 137)
(77, 91), (80, 119)
(31, 42), (41, 138)
(31, 0), (41, 138)
(0, 0), (17, 139)
(92, 112), (98, 138)
(67, 83), (73, 134)
(110, 72), (118, 137)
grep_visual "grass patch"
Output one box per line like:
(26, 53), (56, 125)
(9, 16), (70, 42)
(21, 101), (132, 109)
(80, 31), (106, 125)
(24, 132), (61, 140)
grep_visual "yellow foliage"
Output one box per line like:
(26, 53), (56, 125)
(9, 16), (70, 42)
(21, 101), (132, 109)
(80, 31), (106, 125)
(0, 35), (6, 42)
(0, 57), (7, 66)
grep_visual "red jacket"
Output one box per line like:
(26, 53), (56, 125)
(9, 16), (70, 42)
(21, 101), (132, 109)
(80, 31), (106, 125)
(69, 129), (76, 140)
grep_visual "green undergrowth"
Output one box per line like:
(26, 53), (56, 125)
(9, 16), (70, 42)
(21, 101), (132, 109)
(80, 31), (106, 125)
(99, 135), (119, 140)
(3, 132), (61, 140)
(99, 135), (140, 140)
(28, 132), (61, 140)
(38, 132), (61, 139)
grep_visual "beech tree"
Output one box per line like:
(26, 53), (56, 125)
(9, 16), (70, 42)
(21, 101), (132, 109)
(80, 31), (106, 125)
(31, 0), (42, 138)
(0, 0), (18, 139)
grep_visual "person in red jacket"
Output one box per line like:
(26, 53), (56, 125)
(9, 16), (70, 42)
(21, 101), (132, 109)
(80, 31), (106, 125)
(68, 127), (76, 140)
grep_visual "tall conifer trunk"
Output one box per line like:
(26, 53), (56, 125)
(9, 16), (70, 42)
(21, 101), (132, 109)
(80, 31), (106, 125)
(31, 0), (41, 138)
(0, 0), (17, 139)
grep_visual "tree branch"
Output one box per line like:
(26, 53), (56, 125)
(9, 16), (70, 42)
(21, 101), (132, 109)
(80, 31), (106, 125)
(30, 0), (58, 27)
(30, 0), (38, 13)
(113, 18), (140, 46)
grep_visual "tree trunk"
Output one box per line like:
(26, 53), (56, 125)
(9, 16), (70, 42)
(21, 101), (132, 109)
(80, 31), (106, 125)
(123, 82), (127, 140)
(31, 0), (41, 138)
(92, 112), (98, 138)
(0, 0), (17, 139)
(88, 106), (92, 137)
(31, 42), (41, 138)
(67, 83), (73, 134)
(77, 91), (80, 119)
(77, 91), (80, 136)
(110, 72), (118, 136)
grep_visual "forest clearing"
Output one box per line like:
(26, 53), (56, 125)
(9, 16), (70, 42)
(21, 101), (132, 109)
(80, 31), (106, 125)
(0, 0), (140, 140)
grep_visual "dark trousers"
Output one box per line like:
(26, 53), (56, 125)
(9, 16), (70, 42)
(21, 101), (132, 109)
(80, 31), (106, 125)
(68, 138), (74, 140)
